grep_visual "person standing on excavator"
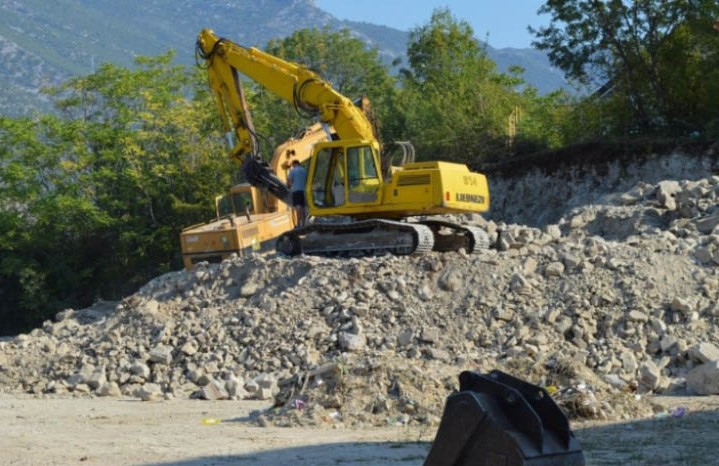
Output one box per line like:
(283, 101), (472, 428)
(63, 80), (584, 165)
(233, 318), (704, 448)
(287, 160), (308, 228)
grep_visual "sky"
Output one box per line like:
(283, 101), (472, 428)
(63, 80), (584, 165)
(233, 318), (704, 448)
(315, 0), (550, 49)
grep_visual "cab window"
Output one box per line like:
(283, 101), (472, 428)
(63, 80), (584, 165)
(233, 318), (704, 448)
(234, 192), (254, 214)
(347, 146), (379, 203)
(311, 147), (345, 207)
(216, 195), (235, 217)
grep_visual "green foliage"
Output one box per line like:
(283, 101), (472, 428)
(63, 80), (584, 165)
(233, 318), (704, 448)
(403, 8), (488, 86)
(250, 27), (397, 153)
(655, 20), (719, 133)
(397, 8), (536, 163)
(514, 88), (578, 151)
(0, 53), (231, 334)
(532, 0), (719, 137)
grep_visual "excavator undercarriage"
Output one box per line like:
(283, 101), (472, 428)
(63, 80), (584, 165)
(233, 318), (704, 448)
(275, 219), (491, 257)
(276, 219), (434, 257)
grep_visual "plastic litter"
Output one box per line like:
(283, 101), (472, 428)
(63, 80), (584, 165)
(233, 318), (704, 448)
(293, 399), (306, 410)
(671, 406), (686, 418)
(654, 407), (687, 420)
(201, 417), (221, 425)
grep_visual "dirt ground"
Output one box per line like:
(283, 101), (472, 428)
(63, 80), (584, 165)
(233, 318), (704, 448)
(1, 394), (718, 466)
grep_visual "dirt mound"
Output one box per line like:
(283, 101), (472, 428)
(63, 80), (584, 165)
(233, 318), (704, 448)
(1, 152), (719, 428)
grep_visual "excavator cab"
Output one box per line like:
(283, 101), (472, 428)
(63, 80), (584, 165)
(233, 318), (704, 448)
(346, 145), (381, 201)
(307, 140), (383, 214)
(215, 189), (251, 219)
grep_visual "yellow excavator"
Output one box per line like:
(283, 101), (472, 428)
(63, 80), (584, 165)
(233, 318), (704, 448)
(181, 26), (345, 269)
(194, 29), (587, 464)
(179, 122), (330, 269)
(196, 29), (492, 257)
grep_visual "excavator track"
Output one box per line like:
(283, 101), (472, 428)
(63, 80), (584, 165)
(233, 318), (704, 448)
(275, 219), (434, 257)
(418, 220), (490, 254)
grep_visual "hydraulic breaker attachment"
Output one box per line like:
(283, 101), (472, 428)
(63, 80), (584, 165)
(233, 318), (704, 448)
(424, 370), (586, 466)
(242, 155), (290, 202)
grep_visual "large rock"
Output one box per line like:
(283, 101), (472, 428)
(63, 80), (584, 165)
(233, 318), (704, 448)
(686, 361), (719, 395)
(138, 383), (164, 401)
(638, 360), (662, 391)
(149, 345), (173, 364)
(338, 332), (366, 352)
(544, 262), (565, 277)
(200, 380), (229, 400)
(86, 366), (107, 390)
(695, 215), (719, 234)
(688, 342), (719, 364)
(97, 381), (122, 397)
(656, 180), (681, 210)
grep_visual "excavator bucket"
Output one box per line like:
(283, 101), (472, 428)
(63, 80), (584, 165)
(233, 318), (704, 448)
(424, 370), (586, 466)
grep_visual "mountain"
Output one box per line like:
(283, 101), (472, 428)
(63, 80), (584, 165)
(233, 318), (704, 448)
(490, 47), (570, 95)
(0, 0), (567, 116)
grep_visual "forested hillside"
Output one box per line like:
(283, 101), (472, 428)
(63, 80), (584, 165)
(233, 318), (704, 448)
(0, 0), (566, 115)
(1, 2), (718, 336)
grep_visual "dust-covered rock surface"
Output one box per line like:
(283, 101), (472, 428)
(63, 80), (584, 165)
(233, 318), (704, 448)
(1, 150), (719, 450)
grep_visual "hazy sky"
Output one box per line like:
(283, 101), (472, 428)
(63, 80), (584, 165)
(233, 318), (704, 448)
(315, 0), (550, 49)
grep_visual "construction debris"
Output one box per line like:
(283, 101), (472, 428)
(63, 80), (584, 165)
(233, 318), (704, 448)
(1, 152), (718, 428)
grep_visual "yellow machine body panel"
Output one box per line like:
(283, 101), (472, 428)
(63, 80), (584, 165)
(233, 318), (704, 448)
(383, 161), (489, 216)
(306, 140), (489, 219)
(179, 183), (296, 269)
(180, 209), (293, 269)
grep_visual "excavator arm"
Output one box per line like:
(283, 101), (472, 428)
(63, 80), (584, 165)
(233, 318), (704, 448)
(196, 30), (295, 201)
(196, 28), (378, 150)
(196, 38), (259, 163)
(196, 28), (361, 203)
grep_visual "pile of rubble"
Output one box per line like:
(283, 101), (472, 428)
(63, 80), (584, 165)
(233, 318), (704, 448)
(1, 152), (718, 428)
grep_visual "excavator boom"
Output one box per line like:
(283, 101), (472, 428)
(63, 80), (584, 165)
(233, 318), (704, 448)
(196, 29), (377, 150)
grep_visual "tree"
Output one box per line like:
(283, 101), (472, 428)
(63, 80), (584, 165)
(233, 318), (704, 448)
(0, 53), (231, 334)
(47, 53), (232, 278)
(656, 18), (719, 136)
(398, 8), (524, 163)
(531, 0), (719, 136)
(0, 114), (116, 332)
(249, 27), (396, 153)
